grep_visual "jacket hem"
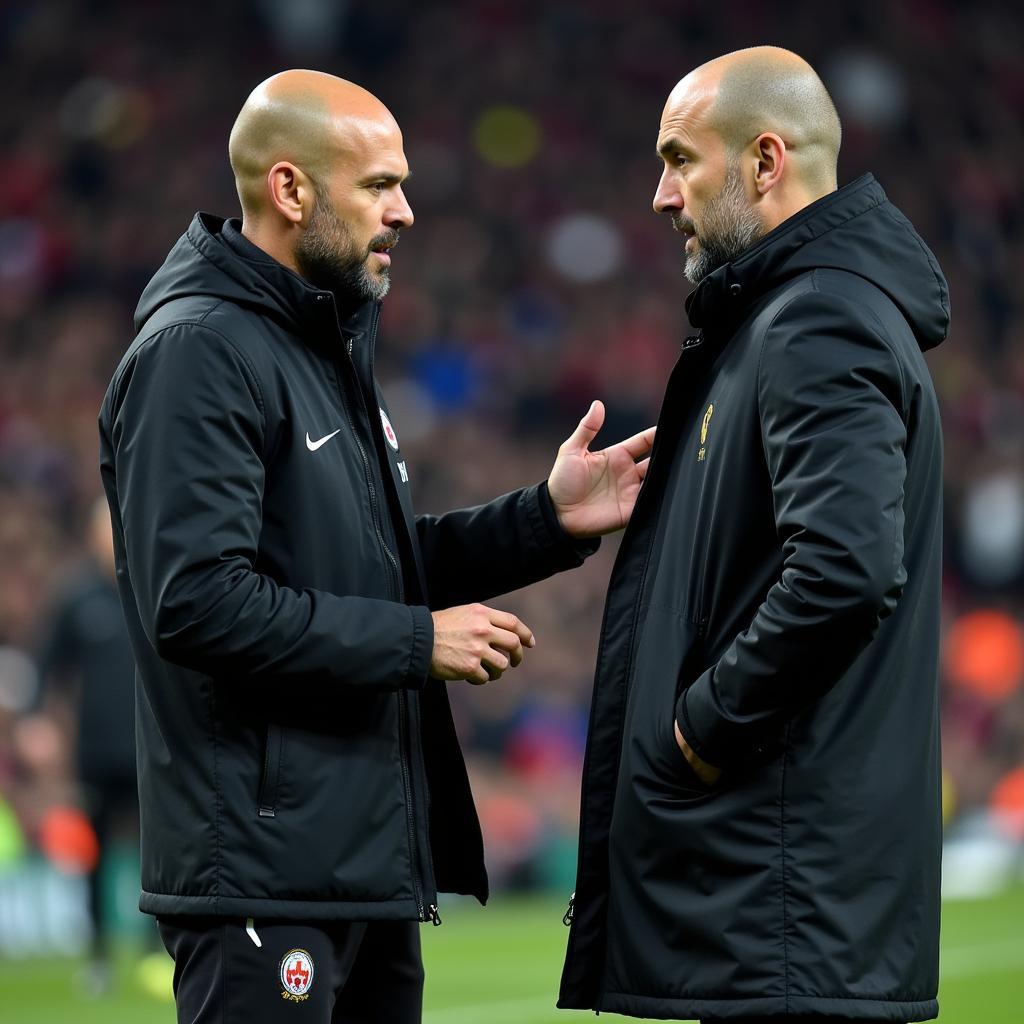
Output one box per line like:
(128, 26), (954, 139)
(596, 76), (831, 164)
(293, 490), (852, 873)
(570, 991), (938, 1021)
(140, 891), (424, 921)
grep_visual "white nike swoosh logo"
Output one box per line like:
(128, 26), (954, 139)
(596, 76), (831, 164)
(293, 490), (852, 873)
(305, 428), (341, 451)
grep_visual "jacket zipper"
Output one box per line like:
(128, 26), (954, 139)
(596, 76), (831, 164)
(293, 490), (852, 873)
(396, 688), (427, 919)
(343, 312), (436, 925)
(344, 330), (402, 601)
(561, 427), (662, 939)
(257, 723), (283, 818)
(564, 332), (709, 967)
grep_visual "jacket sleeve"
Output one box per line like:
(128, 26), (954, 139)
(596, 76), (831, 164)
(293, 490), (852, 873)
(415, 483), (598, 610)
(105, 323), (432, 687)
(677, 288), (909, 769)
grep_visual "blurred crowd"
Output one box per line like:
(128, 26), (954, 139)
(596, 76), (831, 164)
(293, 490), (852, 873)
(1, 0), (1023, 940)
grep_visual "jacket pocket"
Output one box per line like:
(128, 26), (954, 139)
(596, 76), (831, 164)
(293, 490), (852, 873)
(625, 608), (707, 798)
(257, 723), (284, 818)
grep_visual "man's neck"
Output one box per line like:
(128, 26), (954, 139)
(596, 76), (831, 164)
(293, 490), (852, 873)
(240, 220), (303, 276)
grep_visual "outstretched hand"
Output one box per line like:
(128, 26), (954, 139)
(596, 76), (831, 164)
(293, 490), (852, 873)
(547, 400), (656, 538)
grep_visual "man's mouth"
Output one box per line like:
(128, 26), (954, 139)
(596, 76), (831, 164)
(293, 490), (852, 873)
(671, 217), (697, 249)
(369, 233), (400, 258)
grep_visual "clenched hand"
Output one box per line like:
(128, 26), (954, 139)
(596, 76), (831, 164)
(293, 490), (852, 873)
(430, 604), (535, 685)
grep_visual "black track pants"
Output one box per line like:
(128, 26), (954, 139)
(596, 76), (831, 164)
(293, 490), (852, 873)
(158, 916), (424, 1024)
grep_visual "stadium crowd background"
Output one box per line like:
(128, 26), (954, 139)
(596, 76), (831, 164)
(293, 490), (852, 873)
(0, 0), (1022, 945)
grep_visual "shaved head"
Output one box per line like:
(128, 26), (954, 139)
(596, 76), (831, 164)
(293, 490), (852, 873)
(229, 70), (399, 218)
(227, 70), (413, 305)
(668, 46), (841, 193)
(654, 47), (842, 284)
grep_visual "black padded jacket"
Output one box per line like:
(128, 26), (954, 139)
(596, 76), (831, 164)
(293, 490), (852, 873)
(559, 175), (948, 1022)
(99, 214), (594, 921)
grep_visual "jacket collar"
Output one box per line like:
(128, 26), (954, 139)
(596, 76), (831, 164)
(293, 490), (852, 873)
(193, 214), (379, 345)
(684, 174), (882, 339)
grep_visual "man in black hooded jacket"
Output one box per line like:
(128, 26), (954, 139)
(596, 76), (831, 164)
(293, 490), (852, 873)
(99, 70), (654, 1023)
(559, 47), (948, 1023)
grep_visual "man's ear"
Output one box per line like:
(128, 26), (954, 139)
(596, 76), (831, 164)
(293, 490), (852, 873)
(752, 133), (786, 196)
(266, 162), (316, 225)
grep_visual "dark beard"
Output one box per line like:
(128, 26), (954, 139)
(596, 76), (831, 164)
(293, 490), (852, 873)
(295, 194), (395, 304)
(677, 164), (766, 285)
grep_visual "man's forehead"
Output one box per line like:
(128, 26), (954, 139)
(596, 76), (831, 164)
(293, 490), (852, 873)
(660, 82), (716, 134)
(329, 114), (407, 167)
(657, 90), (720, 156)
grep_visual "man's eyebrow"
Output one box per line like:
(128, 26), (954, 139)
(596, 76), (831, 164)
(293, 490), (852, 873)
(360, 170), (411, 185)
(656, 137), (692, 160)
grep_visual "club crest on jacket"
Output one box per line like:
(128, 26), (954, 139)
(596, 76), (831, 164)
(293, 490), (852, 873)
(698, 403), (714, 461)
(380, 408), (400, 451)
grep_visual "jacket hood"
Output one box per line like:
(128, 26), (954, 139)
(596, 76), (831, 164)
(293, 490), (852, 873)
(686, 174), (950, 352)
(134, 213), (377, 338)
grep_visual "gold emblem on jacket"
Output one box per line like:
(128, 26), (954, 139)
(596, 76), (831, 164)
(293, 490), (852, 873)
(698, 403), (714, 461)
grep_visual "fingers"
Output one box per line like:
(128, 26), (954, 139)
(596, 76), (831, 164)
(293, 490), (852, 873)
(560, 400), (605, 455)
(431, 603), (537, 685)
(478, 614), (533, 680)
(490, 626), (526, 667)
(480, 645), (511, 680)
(614, 424), (657, 460)
(487, 609), (535, 648)
(466, 666), (490, 685)
(636, 456), (651, 479)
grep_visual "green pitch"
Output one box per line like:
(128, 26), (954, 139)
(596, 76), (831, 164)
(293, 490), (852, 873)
(0, 888), (1021, 1023)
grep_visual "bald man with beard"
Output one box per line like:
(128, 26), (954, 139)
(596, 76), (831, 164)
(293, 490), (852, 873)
(99, 70), (654, 1023)
(559, 48), (948, 1023)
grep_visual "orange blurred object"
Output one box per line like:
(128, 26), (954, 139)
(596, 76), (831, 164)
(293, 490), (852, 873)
(944, 609), (1024, 702)
(990, 767), (1024, 841)
(39, 806), (99, 874)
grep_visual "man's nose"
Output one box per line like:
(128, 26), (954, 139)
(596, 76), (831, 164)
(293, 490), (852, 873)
(387, 187), (414, 229)
(653, 170), (682, 215)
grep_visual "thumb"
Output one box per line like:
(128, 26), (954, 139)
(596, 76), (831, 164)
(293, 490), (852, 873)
(562, 400), (605, 454)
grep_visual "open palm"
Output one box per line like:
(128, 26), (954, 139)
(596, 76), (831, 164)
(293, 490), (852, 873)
(548, 400), (656, 538)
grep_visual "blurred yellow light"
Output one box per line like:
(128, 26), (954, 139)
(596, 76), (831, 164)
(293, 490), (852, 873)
(473, 106), (540, 169)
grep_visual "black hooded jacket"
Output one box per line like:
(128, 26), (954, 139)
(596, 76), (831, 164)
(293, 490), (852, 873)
(99, 214), (594, 921)
(559, 176), (948, 1021)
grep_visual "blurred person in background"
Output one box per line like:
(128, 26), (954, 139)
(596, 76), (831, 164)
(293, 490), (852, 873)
(34, 497), (137, 993)
(99, 69), (651, 1024)
(560, 47), (948, 1023)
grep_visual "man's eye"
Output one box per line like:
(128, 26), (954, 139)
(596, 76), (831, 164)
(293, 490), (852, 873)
(369, 182), (386, 194)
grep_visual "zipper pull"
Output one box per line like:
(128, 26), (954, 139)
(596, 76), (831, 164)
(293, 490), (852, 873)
(683, 334), (703, 350)
(563, 891), (575, 927)
(427, 903), (442, 926)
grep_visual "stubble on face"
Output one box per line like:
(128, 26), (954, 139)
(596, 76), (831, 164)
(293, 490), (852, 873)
(672, 162), (767, 285)
(295, 185), (398, 303)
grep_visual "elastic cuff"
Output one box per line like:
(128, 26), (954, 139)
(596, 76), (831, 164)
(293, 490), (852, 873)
(404, 604), (434, 689)
(678, 668), (772, 770)
(533, 481), (600, 561)
(675, 689), (718, 767)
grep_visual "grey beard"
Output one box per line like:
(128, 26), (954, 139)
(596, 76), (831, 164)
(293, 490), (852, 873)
(296, 198), (391, 303)
(296, 237), (390, 304)
(684, 167), (766, 286)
